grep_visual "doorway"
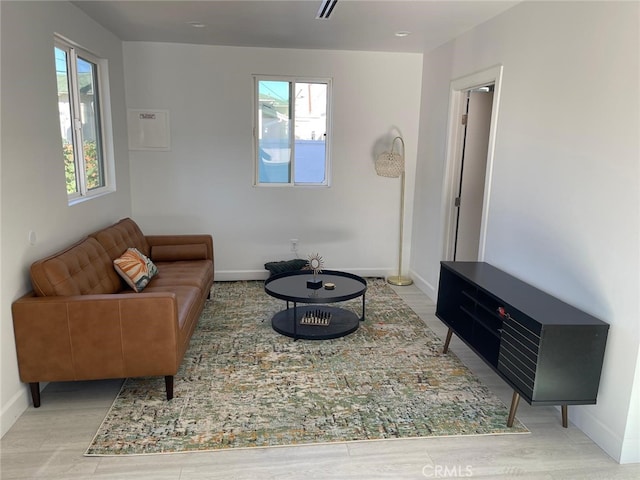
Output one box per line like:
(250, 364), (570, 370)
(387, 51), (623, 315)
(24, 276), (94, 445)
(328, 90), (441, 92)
(441, 65), (503, 263)
(453, 87), (494, 261)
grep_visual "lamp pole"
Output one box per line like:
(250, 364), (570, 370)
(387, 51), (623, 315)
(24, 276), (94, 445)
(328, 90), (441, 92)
(387, 168), (412, 286)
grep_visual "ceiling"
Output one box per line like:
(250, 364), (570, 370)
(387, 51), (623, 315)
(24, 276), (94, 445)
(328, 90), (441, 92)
(71, 0), (520, 54)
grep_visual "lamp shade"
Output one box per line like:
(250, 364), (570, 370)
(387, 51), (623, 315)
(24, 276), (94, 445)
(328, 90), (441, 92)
(375, 151), (404, 178)
(375, 136), (405, 178)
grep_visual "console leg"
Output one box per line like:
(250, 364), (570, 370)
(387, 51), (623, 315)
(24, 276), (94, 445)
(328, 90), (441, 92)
(443, 328), (453, 354)
(165, 376), (174, 401)
(29, 382), (41, 408)
(561, 404), (568, 428)
(507, 391), (520, 427)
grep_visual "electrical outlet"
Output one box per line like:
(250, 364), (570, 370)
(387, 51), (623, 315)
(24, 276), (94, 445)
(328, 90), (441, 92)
(290, 238), (298, 252)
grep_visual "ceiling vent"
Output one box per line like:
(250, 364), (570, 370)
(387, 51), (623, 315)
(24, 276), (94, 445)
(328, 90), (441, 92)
(316, 0), (338, 19)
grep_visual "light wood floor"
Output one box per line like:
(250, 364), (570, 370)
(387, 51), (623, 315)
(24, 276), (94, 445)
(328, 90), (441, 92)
(2, 284), (638, 479)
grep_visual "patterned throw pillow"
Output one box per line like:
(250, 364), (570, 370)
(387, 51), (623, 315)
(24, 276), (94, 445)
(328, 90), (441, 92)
(113, 247), (158, 292)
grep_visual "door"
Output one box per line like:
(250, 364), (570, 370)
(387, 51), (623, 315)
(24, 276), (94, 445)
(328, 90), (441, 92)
(453, 88), (494, 261)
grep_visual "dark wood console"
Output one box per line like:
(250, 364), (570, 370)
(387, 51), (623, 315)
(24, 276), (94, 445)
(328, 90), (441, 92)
(436, 261), (609, 427)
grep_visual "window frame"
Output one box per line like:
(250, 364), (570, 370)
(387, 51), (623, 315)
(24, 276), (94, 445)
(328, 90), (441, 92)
(253, 75), (332, 187)
(55, 36), (115, 204)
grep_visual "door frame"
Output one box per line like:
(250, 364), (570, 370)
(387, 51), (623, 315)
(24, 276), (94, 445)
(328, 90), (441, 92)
(441, 65), (504, 262)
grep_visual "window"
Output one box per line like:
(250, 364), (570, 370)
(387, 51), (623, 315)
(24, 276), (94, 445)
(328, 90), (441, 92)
(254, 76), (331, 186)
(55, 37), (112, 202)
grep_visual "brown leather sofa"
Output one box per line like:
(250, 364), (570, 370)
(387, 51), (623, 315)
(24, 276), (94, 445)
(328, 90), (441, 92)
(11, 218), (214, 407)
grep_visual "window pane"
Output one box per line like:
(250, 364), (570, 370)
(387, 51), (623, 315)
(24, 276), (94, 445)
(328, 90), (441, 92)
(258, 80), (290, 183)
(77, 56), (104, 190)
(55, 47), (78, 194)
(294, 83), (327, 183)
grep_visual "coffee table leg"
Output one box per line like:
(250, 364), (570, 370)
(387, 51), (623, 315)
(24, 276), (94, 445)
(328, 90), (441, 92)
(293, 301), (298, 340)
(360, 293), (366, 321)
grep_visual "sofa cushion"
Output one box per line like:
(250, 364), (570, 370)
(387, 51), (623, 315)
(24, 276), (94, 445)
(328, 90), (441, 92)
(30, 237), (122, 296)
(139, 285), (201, 330)
(113, 248), (159, 293)
(90, 218), (150, 261)
(150, 260), (214, 290)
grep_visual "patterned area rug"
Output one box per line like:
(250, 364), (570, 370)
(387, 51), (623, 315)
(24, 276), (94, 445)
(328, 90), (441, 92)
(86, 279), (528, 455)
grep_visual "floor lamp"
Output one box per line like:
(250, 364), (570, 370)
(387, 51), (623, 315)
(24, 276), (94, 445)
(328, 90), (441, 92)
(375, 136), (413, 286)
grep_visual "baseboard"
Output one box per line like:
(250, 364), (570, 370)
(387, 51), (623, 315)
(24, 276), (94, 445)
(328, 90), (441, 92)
(215, 270), (436, 299)
(408, 268), (437, 302)
(619, 435), (640, 464)
(0, 384), (29, 439)
(215, 268), (391, 282)
(569, 404), (628, 463)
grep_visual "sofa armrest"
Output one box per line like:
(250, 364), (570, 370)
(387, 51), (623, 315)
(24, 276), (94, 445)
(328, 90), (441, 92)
(146, 234), (214, 262)
(12, 292), (180, 383)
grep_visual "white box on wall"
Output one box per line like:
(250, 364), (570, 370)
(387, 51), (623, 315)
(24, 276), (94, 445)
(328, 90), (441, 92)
(127, 109), (171, 151)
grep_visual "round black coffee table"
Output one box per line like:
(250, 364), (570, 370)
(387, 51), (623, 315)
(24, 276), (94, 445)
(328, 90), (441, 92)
(264, 270), (367, 340)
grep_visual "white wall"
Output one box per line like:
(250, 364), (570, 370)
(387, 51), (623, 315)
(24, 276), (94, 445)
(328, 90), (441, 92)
(123, 43), (423, 279)
(0, 1), (132, 436)
(411, 1), (639, 463)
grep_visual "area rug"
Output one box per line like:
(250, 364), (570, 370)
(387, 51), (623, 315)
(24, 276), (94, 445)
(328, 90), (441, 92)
(85, 279), (528, 456)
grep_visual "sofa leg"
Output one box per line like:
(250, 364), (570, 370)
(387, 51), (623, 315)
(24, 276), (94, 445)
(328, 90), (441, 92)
(29, 382), (41, 408)
(165, 376), (174, 400)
